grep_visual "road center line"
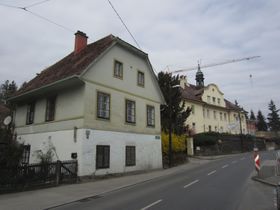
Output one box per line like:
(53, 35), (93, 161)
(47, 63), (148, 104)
(222, 164), (229, 168)
(207, 170), (216, 176)
(183, 179), (199, 188)
(141, 199), (162, 210)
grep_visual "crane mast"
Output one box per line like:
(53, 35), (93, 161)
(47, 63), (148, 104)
(172, 56), (260, 73)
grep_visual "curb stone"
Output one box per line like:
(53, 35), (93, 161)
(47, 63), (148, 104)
(251, 176), (277, 187)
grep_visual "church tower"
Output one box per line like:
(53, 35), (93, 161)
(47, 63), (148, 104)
(196, 64), (204, 87)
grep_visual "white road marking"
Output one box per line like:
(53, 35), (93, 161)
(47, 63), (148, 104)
(207, 170), (217, 176)
(232, 160), (237, 164)
(141, 199), (162, 210)
(222, 164), (229, 168)
(183, 179), (199, 188)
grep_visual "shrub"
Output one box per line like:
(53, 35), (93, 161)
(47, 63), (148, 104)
(161, 132), (187, 155)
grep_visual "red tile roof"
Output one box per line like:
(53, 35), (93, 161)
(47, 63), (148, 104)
(15, 34), (116, 96)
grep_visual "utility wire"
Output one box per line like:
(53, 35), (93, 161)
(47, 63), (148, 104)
(106, 0), (141, 50)
(0, 2), (74, 33)
(0, 3), (22, 9)
(25, 0), (52, 9)
(26, 9), (75, 32)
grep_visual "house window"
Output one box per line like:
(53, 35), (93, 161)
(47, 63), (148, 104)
(114, 60), (123, 79)
(224, 113), (227, 121)
(212, 97), (216, 104)
(126, 100), (136, 123)
(209, 125), (212, 132)
(97, 92), (110, 119)
(96, 145), (110, 169)
(147, 105), (155, 127)
(203, 108), (205, 118)
(126, 146), (136, 166)
(207, 109), (210, 118)
(21, 145), (30, 165)
(191, 105), (195, 114)
(137, 71), (145, 87)
(213, 111), (217, 119)
(207, 96), (210, 103)
(45, 96), (56, 121)
(220, 112), (223, 121)
(26, 102), (35, 125)
(217, 98), (221, 105)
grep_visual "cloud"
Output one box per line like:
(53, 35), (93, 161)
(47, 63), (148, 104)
(0, 0), (279, 115)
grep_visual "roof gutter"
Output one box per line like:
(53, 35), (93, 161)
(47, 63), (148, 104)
(8, 75), (84, 103)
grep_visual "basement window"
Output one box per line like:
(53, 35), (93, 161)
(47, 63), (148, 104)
(96, 145), (110, 169)
(126, 146), (136, 166)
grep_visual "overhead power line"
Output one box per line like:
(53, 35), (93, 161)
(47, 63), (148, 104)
(25, 0), (52, 9)
(106, 0), (141, 50)
(0, 2), (74, 33)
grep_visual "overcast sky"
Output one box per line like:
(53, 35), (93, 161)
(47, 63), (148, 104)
(0, 0), (279, 117)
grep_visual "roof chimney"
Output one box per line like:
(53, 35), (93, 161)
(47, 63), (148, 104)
(179, 75), (188, 89)
(74, 31), (88, 55)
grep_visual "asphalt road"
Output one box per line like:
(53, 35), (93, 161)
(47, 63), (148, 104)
(52, 151), (274, 210)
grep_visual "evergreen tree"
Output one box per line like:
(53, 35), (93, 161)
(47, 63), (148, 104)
(158, 72), (191, 135)
(0, 80), (17, 106)
(267, 100), (280, 131)
(256, 110), (268, 131)
(249, 110), (256, 121)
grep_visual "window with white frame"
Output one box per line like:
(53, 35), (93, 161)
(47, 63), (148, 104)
(212, 97), (216, 104)
(114, 60), (123, 79)
(213, 111), (217, 119)
(137, 71), (145, 87)
(207, 109), (210, 118)
(207, 96), (211, 103)
(220, 112), (223, 121)
(147, 105), (155, 127)
(26, 102), (35, 125)
(126, 99), (136, 123)
(45, 96), (56, 122)
(97, 92), (110, 119)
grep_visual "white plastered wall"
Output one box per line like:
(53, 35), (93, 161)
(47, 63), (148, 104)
(17, 129), (163, 176)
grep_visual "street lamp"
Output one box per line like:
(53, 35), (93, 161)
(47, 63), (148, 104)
(168, 84), (180, 167)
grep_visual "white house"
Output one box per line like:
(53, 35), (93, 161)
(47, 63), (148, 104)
(10, 31), (165, 176)
(179, 65), (247, 135)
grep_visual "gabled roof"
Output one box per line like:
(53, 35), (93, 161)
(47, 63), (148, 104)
(15, 35), (115, 97)
(10, 34), (165, 104)
(181, 83), (243, 111)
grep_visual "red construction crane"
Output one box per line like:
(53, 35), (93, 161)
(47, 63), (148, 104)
(171, 56), (260, 73)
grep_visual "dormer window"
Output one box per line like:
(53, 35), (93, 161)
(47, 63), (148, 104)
(137, 71), (144, 87)
(212, 97), (216, 104)
(114, 60), (123, 79)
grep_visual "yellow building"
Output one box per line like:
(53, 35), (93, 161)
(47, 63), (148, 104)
(179, 66), (247, 135)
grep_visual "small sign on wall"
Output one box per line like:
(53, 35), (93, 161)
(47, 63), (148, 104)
(155, 136), (161, 140)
